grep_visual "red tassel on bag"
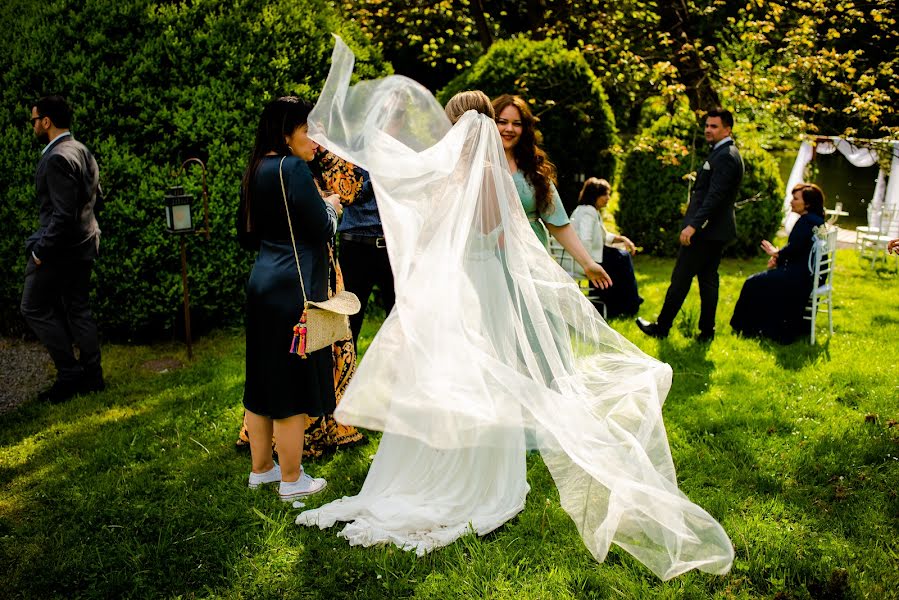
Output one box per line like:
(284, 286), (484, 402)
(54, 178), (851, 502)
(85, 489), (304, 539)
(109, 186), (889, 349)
(289, 310), (308, 359)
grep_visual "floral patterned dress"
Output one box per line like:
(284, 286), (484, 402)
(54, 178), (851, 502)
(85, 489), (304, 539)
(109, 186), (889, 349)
(236, 151), (366, 458)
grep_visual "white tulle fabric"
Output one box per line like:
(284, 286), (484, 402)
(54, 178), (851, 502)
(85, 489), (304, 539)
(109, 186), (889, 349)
(296, 36), (734, 580)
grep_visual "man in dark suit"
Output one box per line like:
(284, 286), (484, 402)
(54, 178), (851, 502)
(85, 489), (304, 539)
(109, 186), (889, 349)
(21, 96), (104, 402)
(636, 107), (744, 341)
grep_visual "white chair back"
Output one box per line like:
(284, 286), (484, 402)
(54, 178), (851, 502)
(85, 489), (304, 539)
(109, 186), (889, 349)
(806, 226), (838, 343)
(547, 238), (607, 318)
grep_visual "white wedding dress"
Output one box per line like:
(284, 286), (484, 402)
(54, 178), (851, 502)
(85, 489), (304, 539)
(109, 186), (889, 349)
(296, 37), (735, 580)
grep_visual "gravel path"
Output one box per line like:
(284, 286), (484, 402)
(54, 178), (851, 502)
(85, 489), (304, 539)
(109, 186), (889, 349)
(0, 338), (53, 415)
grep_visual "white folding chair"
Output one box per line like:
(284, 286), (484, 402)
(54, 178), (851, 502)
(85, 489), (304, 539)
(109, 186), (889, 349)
(804, 226), (838, 344)
(548, 238), (607, 319)
(855, 203), (877, 250)
(856, 207), (896, 267)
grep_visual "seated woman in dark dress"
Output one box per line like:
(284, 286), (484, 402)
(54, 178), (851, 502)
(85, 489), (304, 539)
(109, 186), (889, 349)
(237, 97), (343, 500)
(730, 183), (827, 343)
(570, 178), (643, 318)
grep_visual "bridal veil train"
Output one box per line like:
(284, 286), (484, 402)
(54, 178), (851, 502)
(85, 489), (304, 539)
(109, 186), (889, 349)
(296, 36), (734, 580)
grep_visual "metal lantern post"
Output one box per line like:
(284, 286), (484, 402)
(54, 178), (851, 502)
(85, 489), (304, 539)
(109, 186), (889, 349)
(164, 158), (210, 360)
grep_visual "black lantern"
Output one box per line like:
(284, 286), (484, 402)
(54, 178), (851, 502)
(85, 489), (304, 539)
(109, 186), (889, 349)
(164, 186), (194, 234)
(164, 159), (211, 360)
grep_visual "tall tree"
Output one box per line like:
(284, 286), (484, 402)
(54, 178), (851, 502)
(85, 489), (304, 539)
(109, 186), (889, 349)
(337, 0), (898, 138)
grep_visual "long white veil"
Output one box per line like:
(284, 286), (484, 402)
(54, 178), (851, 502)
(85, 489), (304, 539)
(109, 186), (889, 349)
(300, 36), (734, 580)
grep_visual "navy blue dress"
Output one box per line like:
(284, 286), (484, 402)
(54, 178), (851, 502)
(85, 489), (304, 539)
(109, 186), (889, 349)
(730, 212), (825, 343)
(238, 156), (337, 419)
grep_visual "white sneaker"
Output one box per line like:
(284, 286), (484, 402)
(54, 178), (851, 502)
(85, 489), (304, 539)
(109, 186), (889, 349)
(279, 470), (327, 501)
(248, 463), (281, 489)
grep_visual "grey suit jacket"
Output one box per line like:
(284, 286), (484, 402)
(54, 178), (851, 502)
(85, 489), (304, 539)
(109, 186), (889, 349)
(26, 135), (101, 262)
(682, 140), (744, 242)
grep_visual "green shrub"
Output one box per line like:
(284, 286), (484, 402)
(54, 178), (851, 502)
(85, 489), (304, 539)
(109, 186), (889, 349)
(438, 36), (620, 211)
(731, 142), (785, 256)
(617, 102), (783, 257)
(617, 137), (692, 257)
(0, 0), (390, 338)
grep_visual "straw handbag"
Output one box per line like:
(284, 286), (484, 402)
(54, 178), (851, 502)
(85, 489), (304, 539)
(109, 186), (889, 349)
(278, 157), (360, 358)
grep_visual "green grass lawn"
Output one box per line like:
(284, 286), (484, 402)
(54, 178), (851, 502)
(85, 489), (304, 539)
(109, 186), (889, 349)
(2, 249), (898, 599)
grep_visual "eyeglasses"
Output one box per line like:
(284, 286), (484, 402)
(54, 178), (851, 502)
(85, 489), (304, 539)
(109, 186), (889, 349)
(30, 115), (45, 125)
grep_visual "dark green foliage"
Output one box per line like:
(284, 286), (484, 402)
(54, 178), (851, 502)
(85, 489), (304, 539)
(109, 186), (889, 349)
(731, 142), (784, 257)
(617, 139), (691, 257)
(618, 106), (699, 257)
(438, 36), (619, 211)
(617, 103), (784, 258)
(0, 0), (389, 338)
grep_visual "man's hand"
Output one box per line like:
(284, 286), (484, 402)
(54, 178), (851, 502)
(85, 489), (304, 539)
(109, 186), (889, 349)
(679, 225), (696, 247)
(888, 238), (899, 255)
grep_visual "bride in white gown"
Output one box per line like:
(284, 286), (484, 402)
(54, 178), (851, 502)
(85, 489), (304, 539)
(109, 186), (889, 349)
(296, 37), (734, 580)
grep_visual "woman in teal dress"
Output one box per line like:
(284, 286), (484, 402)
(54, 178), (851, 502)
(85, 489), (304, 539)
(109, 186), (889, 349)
(491, 95), (611, 290)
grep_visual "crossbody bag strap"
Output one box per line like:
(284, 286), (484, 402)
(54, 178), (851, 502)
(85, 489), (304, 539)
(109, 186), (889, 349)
(278, 157), (308, 306)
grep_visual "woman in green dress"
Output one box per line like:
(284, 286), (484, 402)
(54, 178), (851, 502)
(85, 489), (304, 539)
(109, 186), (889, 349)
(491, 94), (611, 291)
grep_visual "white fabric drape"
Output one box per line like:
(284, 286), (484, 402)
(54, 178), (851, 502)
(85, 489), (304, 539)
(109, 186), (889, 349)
(296, 36), (734, 580)
(817, 139), (879, 167)
(883, 149), (899, 237)
(783, 141), (815, 232)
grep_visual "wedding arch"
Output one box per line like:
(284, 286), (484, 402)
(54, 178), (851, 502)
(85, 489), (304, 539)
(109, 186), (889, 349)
(783, 137), (899, 237)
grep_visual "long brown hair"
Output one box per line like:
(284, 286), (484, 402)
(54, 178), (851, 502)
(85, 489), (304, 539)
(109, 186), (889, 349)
(491, 94), (557, 216)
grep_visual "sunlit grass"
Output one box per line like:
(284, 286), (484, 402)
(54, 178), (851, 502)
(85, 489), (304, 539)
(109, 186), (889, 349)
(1, 249), (898, 599)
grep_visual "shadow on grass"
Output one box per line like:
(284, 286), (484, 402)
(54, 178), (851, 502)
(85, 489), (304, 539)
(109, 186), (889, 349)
(871, 313), (899, 327)
(683, 414), (899, 598)
(0, 352), (436, 599)
(764, 336), (831, 370)
(656, 338), (715, 402)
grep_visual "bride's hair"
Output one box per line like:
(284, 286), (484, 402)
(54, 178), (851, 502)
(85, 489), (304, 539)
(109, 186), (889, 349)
(445, 90), (495, 124)
(241, 96), (313, 232)
(491, 94), (557, 217)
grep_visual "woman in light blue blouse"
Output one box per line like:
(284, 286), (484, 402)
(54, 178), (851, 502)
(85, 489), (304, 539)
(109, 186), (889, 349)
(491, 95), (611, 290)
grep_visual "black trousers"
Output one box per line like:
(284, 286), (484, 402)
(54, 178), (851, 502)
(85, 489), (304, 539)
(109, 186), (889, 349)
(339, 237), (396, 344)
(20, 257), (101, 383)
(590, 246), (643, 318)
(657, 239), (725, 334)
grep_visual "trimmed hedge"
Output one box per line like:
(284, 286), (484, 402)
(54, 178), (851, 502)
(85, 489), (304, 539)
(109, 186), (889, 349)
(0, 0), (390, 338)
(617, 104), (783, 257)
(438, 37), (620, 211)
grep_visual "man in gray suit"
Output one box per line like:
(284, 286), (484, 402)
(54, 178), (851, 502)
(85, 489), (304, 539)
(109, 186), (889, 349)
(21, 96), (104, 403)
(636, 107), (744, 341)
